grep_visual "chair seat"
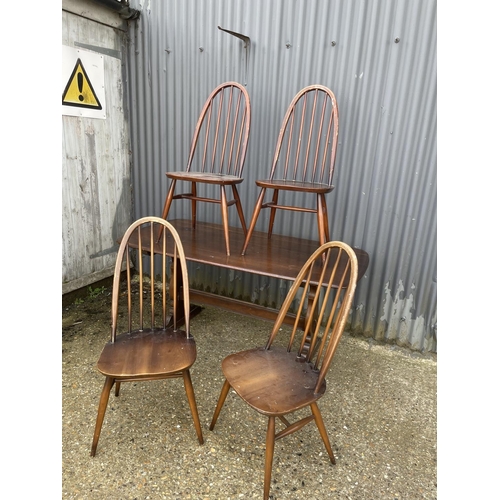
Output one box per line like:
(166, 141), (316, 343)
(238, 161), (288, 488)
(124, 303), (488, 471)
(97, 328), (197, 378)
(167, 171), (244, 186)
(255, 178), (334, 194)
(222, 346), (326, 416)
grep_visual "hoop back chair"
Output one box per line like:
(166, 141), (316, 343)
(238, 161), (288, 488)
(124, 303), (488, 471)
(241, 85), (339, 255)
(210, 240), (358, 500)
(159, 81), (251, 256)
(90, 216), (204, 457)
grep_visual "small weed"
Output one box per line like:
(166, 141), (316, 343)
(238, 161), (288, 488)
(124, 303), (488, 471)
(73, 297), (84, 305)
(88, 285), (106, 299)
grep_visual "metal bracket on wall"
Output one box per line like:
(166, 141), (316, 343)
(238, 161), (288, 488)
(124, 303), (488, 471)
(218, 26), (250, 86)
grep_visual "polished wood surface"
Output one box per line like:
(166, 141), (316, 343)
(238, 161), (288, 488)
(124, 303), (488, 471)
(91, 217), (204, 457)
(159, 82), (251, 255)
(130, 219), (369, 284)
(241, 85), (340, 255)
(210, 241), (358, 500)
(125, 219), (368, 327)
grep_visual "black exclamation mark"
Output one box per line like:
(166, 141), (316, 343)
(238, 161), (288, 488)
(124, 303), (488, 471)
(78, 72), (84, 102)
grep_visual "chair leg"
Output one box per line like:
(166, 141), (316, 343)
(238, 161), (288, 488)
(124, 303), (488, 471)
(263, 416), (276, 500)
(316, 193), (329, 245)
(220, 186), (231, 256)
(115, 381), (121, 396)
(90, 376), (115, 457)
(241, 188), (266, 255)
(182, 370), (204, 445)
(310, 402), (335, 464)
(209, 379), (231, 430)
(157, 180), (177, 242)
(320, 193), (330, 242)
(160, 180), (176, 221)
(267, 189), (279, 239)
(191, 182), (197, 229)
(231, 185), (248, 235)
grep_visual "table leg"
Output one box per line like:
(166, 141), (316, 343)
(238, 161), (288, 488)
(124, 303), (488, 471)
(167, 257), (203, 328)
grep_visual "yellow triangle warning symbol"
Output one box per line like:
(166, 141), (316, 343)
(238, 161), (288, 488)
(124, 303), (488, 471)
(62, 58), (102, 109)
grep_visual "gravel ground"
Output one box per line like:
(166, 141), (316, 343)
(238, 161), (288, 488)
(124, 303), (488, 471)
(62, 291), (437, 500)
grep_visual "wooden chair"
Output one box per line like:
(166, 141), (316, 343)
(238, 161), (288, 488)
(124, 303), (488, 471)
(159, 81), (251, 256)
(90, 216), (204, 456)
(210, 240), (358, 500)
(241, 85), (339, 255)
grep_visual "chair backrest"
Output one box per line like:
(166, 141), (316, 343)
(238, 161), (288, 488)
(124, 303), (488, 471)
(110, 216), (191, 342)
(269, 85), (339, 186)
(265, 241), (358, 393)
(186, 82), (251, 178)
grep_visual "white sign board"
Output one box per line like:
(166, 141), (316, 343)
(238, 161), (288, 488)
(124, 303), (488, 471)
(62, 46), (106, 119)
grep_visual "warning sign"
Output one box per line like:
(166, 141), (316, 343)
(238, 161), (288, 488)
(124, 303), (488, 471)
(62, 59), (102, 109)
(62, 46), (106, 119)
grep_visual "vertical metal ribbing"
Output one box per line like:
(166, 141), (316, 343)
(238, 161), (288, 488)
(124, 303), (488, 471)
(125, 1), (437, 352)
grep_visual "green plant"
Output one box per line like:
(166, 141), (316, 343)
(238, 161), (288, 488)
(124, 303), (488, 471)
(88, 285), (106, 299)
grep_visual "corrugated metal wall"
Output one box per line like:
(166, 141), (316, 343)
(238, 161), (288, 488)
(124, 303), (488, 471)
(126, 0), (437, 352)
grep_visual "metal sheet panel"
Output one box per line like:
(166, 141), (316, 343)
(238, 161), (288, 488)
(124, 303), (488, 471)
(62, 6), (133, 293)
(126, 0), (437, 352)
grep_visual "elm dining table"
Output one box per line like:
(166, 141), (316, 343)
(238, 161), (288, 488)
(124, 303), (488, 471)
(125, 219), (369, 329)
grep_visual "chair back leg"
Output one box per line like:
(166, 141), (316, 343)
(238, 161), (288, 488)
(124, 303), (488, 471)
(209, 379), (231, 431)
(191, 182), (197, 228)
(318, 193), (330, 242)
(267, 189), (280, 238)
(310, 402), (335, 464)
(220, 186), (231, 255)
(231, 185), (248, 235)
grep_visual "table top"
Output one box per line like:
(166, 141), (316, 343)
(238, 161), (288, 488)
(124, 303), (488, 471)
(128, 219), (369, 285)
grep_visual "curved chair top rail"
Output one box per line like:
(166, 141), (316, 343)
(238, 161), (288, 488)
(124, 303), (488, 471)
(269, 84), (339, 186)
(186, 81), (251, 178)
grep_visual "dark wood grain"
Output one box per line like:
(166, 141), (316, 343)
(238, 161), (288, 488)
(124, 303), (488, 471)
(125, 219), (369, 326)
(91, 217), (205, 457)
(158, 82), (251, 255)
(128, 219), (369, 284)
(209, 240), (359, 500)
